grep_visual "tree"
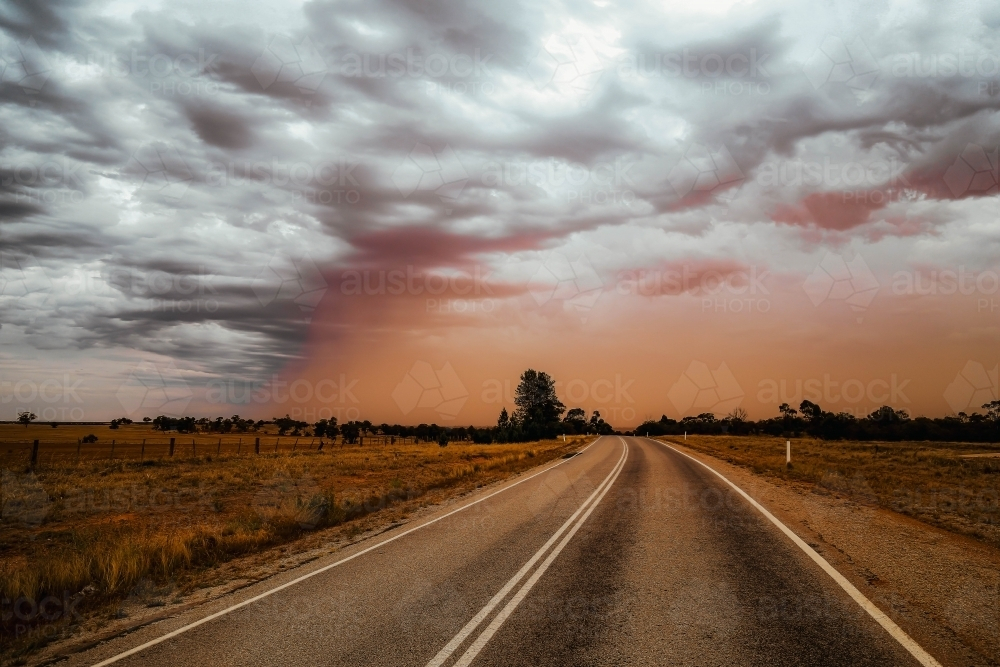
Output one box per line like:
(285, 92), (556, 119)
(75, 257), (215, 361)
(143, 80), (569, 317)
(588, 410), (614, 435)
(799, 400), (822, 421)
(562, 407), (588, 434)
(17, 411), (37, 427)
(983, 400), (1000, 421)
(513, 369), (565, 429)
(778, 403), (797, 418)
(726, 407), (748, 423)
(341, 421), (361, 444)
(315, 418), (339, 439)
(867, 406), (909, 423)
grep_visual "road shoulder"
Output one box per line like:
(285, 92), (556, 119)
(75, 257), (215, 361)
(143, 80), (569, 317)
(656, 438), (1000, 667)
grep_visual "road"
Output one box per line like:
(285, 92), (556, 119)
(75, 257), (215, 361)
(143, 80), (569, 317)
(72, 436), (932, 666)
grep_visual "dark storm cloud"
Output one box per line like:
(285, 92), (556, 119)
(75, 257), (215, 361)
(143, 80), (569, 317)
(2, 0), (1000, 393)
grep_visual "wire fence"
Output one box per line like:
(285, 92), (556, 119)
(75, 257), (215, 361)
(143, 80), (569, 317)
(0, 434), (433, 468)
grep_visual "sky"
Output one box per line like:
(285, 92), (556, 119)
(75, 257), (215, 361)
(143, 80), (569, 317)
(1, 0), (999, 428)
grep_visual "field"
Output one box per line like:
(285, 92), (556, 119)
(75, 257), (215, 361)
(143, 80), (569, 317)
(660, 435), (1000, 548)
(0, 428), (587, 660)
(0, 423), (415, 467)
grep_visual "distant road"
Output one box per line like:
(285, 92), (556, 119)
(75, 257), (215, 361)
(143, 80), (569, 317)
(73, 436), (932, 666)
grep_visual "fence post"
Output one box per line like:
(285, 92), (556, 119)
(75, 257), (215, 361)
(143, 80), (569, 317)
(30, 440), (39, 468)
(217, 438), (222, 455)
(255, 437), (260, 455)
(141, 439), (145, 461)
(275, 438), (279, 453)
(77, 439), (81, 461)
(192, 439), (196, 457)
(169, 438), (175, 457)
(111, 439), (115, 457)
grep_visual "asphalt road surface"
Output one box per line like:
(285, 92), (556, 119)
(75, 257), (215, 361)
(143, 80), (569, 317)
(73, 436), (931, 666)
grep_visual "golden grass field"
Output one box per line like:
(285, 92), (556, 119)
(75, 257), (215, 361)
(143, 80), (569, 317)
(0, 428), (587, 660)
(0, 423), (407, 466)
(659, 434), (1000, 548)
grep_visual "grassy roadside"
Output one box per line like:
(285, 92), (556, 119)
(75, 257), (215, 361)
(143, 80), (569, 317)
(656, 435), (1000, 549)
(0, 437), (588, 662)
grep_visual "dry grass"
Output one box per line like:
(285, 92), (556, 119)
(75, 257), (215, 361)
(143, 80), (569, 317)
(660, 435), (1000, 547)
(0, 423), (397, 466)
(0, 436), (587, 659)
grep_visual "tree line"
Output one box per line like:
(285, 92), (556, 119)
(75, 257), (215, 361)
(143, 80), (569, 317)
(636, 400), (1000, 442)
(14, 369), (614, 445)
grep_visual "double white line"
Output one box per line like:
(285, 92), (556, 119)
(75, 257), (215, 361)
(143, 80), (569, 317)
(426, 438), (629, 667)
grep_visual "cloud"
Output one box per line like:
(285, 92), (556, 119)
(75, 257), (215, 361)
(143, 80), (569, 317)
(3, 0), (999, 420)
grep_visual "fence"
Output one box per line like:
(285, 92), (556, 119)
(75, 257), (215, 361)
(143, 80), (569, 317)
(0, 434), (431, 468)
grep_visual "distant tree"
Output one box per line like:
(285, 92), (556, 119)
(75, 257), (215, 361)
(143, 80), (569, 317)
(984, 400), (1000, 421)
(588, 410), (614, 435)
(82, 434), (98, 443)
(563, 407), (587, 433)
(17, 411), (36, 427)
(513, 369), (565, 430)
(109, 417), (133, 429)
(341, 421), (361, 444)
(799, 400), (822, 421)
(867, 406), (909, 423)
(142, 416), (152, 423)
(726, 407), (748, 423)
(778, 403), (797, 418)
(314, 417), (339, 439)
(274, 415), (296, 436)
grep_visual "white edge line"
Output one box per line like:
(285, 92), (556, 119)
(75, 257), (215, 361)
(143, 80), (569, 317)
(650, 438), (943, 667)
(452, 437), (629, 667)
(425, 439), (628, 667)
(89, 436), (608, 667)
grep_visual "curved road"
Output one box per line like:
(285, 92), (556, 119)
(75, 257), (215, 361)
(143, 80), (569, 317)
(72, 436), (929, 666)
